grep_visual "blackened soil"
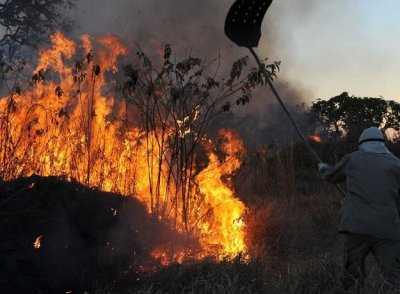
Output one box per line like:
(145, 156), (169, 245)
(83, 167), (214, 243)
(0, 175), (184, 294)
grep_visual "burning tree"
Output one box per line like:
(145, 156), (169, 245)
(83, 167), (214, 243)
(0, 32), (279, 263)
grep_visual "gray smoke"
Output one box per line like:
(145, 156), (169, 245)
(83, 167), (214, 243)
(68, 0), (322, 60)
(69, 0), (234, 58)
(67, 0), (324, 147)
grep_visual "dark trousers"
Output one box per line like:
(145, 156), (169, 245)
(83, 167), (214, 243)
(343, 233), (400, 291)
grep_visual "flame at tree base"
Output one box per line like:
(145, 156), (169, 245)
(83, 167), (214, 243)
(0, 32), (248, 264)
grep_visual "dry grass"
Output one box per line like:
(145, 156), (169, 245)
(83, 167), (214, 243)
(109, 257), (397, 294)
(94, 185), (395, 294)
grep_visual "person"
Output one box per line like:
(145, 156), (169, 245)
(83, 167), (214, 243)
(318, 127), (400, 291)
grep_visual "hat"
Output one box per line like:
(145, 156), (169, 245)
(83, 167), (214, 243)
(358, 127), (384, 145)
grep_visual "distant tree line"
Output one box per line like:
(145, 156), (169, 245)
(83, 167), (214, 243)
(310, 92), (400, 144)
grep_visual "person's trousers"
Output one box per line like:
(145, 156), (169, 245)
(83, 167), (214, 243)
(343, 232), (400, 291)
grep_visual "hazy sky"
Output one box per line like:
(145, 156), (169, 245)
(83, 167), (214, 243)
(266, 0), (400, 102)
(54, 0), (397, 104)
(1, 1), (398, 102)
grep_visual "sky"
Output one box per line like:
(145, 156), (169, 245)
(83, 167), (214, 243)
(1, 1), (399, 103)
(265, 0), (400, 102)
(67, 0), (400, 104)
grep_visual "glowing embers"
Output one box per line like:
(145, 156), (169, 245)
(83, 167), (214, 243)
(34, 235), (43, 249)
(308, 135), (322, 143)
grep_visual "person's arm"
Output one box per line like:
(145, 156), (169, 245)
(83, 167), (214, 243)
(319, 154), (351, 184)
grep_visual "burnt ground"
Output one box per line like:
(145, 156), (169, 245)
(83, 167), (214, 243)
(0, 175), (190, 294)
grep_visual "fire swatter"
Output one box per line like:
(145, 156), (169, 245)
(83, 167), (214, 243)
(224, 0), (346, 196)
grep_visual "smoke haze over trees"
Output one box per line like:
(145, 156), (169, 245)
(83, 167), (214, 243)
(0, 0), (74, 59)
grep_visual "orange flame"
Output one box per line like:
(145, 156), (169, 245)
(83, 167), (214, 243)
(149, 37), (165, 60)
(0, 33), (247, 263)
(34, 235), (43, 249)
(308, 135), (322, 143)
(196, 129), (247, 256)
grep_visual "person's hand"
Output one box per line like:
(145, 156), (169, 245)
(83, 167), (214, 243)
(318, 162), (330, 172)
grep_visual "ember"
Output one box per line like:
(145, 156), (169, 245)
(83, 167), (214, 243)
(309, 135), (322, 143)
(33, 235), (42, 249)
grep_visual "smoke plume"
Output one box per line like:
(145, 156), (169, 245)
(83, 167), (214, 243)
(67, 0), (322, 146)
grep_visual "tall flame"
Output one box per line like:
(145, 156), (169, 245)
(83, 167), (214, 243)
(0, 33), (247, 262)
(197, 129), (246, 255)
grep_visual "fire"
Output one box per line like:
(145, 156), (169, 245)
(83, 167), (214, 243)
(0, 33), (248, 263)
(34, 235), (43, 249)
(151, 248), (186, 266)
(149, 37), (166, 60)
(196, 129), (247, 256)
(308, 135), (321, 143)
